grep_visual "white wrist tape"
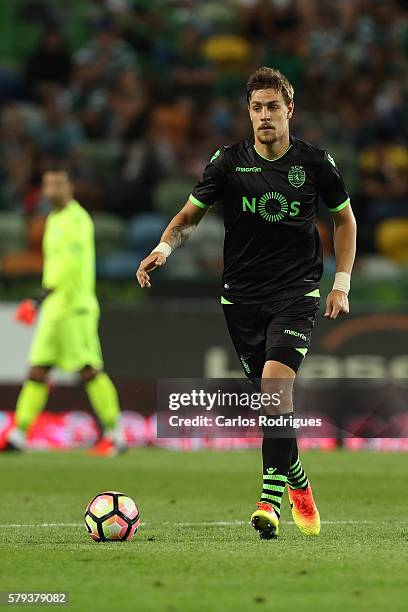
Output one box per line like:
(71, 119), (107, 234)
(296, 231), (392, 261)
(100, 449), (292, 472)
(151, 242), (172, 258)
(333, 271), (350, 294)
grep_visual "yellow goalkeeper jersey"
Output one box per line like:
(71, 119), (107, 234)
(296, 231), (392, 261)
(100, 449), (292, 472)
(41, 199), (99, 319)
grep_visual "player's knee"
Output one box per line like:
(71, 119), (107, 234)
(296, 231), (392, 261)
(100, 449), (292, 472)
(79, 366), (100, 383)
(27, 366), (50, 383)
(261, 354), (297, 415)
(260, 386), (293, 415)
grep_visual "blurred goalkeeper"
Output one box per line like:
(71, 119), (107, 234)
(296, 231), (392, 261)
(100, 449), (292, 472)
(4, 169), (125, 456)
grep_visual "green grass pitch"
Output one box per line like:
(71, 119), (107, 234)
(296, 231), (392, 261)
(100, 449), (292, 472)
(1, 449), (407, 612)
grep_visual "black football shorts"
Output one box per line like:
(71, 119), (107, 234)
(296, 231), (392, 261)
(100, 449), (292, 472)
(222, 294), (320, 377)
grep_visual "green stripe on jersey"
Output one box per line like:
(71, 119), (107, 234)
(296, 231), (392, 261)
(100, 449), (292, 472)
(295, 348), (308, 357)
(329, 197), (350, 213)
(304, 288), (320, 297)
(220, 296), (234, 304)
(189, 194), (208, 209)
(253, 144), (292, 162)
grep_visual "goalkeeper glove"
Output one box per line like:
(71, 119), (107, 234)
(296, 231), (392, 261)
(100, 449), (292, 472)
(14, 300), (37, 326)
(14, 289), (53, 326)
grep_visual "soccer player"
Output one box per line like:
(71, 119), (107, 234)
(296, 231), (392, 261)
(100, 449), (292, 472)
(136, 67), (356, 538)
(4, 169), (125, 456)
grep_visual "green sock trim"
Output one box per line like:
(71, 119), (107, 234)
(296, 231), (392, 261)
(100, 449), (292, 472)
(288, 456), (309, 489)
(260, 493), (283, 504)
(85, 372), (121, 430)
(290, 469), (307, 481)
(263, 474), (287, 482)
(262, 483), (286, 492)
(289, 464), (302, 477)
(290, 474), (308, 486)
(15, 380), (48, 431)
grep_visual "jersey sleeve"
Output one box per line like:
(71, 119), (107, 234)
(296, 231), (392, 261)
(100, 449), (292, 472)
(316, 151), (350, 213)
(189, 147), (227, 209)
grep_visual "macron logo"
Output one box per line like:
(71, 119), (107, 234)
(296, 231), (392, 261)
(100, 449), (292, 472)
(240, 356), (251, 374)
(235, 166), (262, 173)
(284, 329), (307, 341)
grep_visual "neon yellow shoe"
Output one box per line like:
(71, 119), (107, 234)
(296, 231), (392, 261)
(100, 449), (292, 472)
(251, 501), (279, 539)
(288, 484), (320, 535)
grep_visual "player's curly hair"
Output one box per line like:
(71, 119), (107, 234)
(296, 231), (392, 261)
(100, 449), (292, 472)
(246, 67), (294, 107)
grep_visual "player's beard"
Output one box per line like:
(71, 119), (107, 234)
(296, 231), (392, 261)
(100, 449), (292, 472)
(258, 129), (277, 144)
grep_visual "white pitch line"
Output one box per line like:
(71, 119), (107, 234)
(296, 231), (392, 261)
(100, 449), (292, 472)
(0, 519), (407, 529)
(170, 519), (408, 526)
(0, 523), (83, 528)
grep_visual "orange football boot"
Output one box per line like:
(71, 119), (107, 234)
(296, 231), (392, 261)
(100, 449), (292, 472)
(87, 438), (127, 457)
(288, 484), (320, 535)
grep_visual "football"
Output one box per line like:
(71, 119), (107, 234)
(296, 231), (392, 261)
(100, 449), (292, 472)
(84, 491), (140, 542)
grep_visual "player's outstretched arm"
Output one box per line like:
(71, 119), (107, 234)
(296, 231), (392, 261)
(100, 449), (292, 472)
(136, 199), (208, 288)
(325, 204), (357, 319)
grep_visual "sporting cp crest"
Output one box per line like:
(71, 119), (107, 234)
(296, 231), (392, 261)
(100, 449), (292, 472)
(288, 165), (306, 188)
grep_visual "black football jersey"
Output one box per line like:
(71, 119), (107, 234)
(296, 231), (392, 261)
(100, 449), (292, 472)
(189, 135), (350, 304)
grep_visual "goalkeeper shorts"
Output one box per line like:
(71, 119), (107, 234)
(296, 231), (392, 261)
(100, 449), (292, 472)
(29, 309), (103, 372)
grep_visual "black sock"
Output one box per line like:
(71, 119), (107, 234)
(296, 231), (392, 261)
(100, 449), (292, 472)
(260, 415), (295, 517)
(287, 439), (309, 490)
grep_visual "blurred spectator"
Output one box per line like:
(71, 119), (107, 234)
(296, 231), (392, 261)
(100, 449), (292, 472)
(111, 117), (176, 218)
(359, 128), (408, 250)
(171, 27), (216, 106)
(24, 29), (72, 101)
(74, 17), (139, 87)
(0, 105), (37, 212)
(66, 61), (109, 139)
(1, 0), (408, 278)
(27, 90), (84, 164)
(107, 70), (150, 141)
